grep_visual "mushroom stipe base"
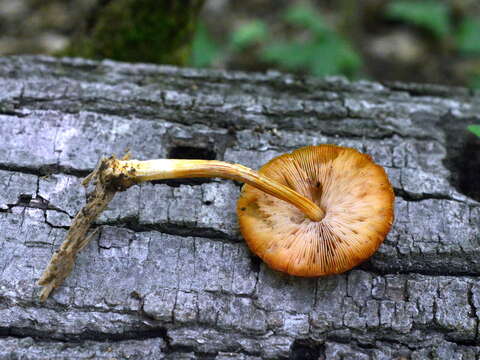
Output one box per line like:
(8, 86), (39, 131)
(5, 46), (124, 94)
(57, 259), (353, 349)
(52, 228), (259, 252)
(37, 145), (395, 301)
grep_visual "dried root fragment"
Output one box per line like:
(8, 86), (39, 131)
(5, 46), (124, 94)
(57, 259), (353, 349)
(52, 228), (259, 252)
(37, 155), (137, 301)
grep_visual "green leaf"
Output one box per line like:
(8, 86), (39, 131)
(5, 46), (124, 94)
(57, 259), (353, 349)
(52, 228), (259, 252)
(261, 35), (361, 77)
(284, 3), (328, 34)
(467, 124), (480, 138)
(189, 22), (219, 68)
(309, 36), (362, 77)
(230, 20), (267, 51)
(309, 41), (340, 77)
(386, 0), (450, 38)
(259, 2), (362, 78)
(261, 41), (315, 70)
(470, 75), (480, 90)
(456, 17), (480, 55)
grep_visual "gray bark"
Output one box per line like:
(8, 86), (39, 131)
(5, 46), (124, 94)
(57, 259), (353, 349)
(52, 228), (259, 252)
(0, 55), (480, 359)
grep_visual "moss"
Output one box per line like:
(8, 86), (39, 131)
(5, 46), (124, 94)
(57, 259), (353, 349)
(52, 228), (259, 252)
(63, 0), (205, 65)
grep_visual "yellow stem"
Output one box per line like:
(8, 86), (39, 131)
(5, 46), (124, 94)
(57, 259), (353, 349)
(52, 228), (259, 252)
(113, 159), (325, 221)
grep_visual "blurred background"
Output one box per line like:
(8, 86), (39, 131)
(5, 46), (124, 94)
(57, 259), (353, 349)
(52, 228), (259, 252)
(1, 0), (480, 89)
(0, 0), (478, 187)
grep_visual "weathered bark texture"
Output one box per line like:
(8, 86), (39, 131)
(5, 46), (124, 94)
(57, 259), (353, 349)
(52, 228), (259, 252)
(0, 55), (480, 359)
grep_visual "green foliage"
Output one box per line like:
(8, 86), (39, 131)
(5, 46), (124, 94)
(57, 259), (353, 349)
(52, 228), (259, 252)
(283, 2), (328, 34)
(456, 17), (480, 93)
(467, 125), (480, 138)
(470, 74), (480, 90)
(189, 22), (219, 68)
(262, 37), (360, 77)
(261, 3), (361, 77)
(385, 0), (450, 38)
(384, 2), (480, 57)
(230, 20), (267, 51)
(456, 17), (480, 55)
(189, 2), (361, 78)
(384, 1), (480, 93)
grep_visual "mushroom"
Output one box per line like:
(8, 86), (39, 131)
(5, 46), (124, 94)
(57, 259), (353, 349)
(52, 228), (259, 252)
(37, 144), (394, 300)
(237, 145), (394, 276)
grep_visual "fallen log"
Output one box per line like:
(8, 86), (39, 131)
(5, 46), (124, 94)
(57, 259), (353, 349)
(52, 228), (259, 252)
(0, 55), (479, 359)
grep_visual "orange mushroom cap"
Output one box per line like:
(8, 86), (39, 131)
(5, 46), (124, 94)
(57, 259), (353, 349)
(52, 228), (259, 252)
(237, 145), (395, 277)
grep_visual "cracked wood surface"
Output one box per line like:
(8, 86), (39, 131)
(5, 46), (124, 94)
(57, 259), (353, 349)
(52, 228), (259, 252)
(0, 55), (480, 359)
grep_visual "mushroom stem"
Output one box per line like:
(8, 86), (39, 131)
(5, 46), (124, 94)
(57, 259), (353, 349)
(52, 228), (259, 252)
(37, 155), (326, 301)
(113, 159), (325, 222)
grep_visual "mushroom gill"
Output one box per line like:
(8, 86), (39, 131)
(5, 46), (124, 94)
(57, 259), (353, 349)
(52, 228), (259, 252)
(237, 145), (395, 276)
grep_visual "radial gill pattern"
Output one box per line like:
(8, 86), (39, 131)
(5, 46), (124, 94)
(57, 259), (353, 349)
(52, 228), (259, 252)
(237, 145), (395, 277)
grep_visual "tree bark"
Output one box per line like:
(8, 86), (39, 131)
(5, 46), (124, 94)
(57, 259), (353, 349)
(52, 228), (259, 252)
(0, 55), (480, 359)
